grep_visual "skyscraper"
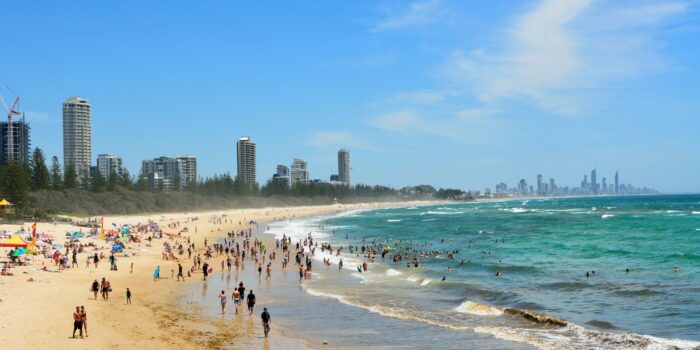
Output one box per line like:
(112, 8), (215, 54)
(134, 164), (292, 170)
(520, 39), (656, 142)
(0, 118), (30, 165)
(591, 169), (598, 195)
(273, 164), (290, 187)
(63, 97), (92, 179)
(141, 156), (184, 191)
(602, 177), (608, 194)
(176, 155), (197, 187)
(338, 148), (350, 185)
(615, 171), (619, 194)
(236, 137), (256, 189)
(291, 158), (308, 185)
(96, 154), (122, 181)
(537, 174), (543, 195)
(549, 178), (556, 195)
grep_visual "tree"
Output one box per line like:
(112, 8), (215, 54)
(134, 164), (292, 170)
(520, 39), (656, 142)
(91, 170), (106, 192)
(30, 148), (51, 190)
(50, 156), (63, 190)
(107, 169), (119, 191)
(0, 163), (30, 209)
(119, 168), (133, 188)
(173, 174), (181, 191)
(64, 163), (78, 189)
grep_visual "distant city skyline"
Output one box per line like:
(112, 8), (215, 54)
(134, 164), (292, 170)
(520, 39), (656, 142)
(2, 1), (699, 192)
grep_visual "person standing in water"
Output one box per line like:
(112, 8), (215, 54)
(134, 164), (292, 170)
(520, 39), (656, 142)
(219, 290), (227, 314)
(261, 307), (271, 338)
(232, 288), (241, 314)
(247, 290), (256, 315)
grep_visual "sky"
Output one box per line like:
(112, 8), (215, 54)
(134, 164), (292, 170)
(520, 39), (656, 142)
(2, 0), (699, 192)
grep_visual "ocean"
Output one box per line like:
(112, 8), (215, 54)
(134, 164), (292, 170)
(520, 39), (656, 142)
(263, 194), (700, 349)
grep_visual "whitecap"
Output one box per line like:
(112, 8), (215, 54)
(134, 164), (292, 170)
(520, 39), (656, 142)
(385, 268), (402, 277)
(420, 279), (431, 286)
(601, 214), (615, 219)
(387, 219), (402, 223)
(454, 300), (503, 316)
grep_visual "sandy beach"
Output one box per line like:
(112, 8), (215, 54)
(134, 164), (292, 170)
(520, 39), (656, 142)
(0, 201), (433, 349)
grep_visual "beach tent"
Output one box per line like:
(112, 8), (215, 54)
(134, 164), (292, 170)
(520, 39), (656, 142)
(0, 234), (29, 248)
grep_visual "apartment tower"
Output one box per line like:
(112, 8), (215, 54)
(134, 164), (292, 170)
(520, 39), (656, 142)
(63, 97), (92, 178)
(236, 137), (256, 189)
(338, 148), (350, 185)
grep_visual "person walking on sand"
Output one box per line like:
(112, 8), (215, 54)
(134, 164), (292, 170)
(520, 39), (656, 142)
(266, 263), (271, 280)
(247, 290), (256, 315)
(219, 290), (227, 314)
(126, 288), (132, 305)
(91, 280), (99, 300)
(72, 306), (83, 339)
(80, 306), (88, 337)
(177, 263), (185, 281)
(261, 307), (271, 338)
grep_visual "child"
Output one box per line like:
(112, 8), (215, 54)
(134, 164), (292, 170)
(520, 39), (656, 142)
(126, 288), (132, 305)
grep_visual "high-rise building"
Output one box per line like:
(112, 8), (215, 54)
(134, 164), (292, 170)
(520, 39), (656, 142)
(63, 97), (92, 179)
(537, 174), (543, 195)
(291, 158), (308, 185)
(141, 156), (185, 191)
(176, 155), (197, 187)
(549, 178), (556, 195)
(338, 149), (350, 185)
(591, 169), (598, 195)
(614, 171), (619, 194)
(96, 154), (122, 181)
(276, 164), (289, 177)
(272, 164), (290, 187)
(236, 137), (256, 189)
(0, 119), (30, 165)
(518, 179), (528, 196)
(602, 177), (608, 194)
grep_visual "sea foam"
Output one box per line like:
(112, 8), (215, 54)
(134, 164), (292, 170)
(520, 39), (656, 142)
(455, 300), (503, 316)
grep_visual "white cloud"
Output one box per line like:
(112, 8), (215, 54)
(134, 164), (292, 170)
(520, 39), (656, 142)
(372, 110), (421, 133)
(308, 130), (374, 149)
(442, 0), (688, 115)
(372, 0), (445, 32)
(458, 107), (497, 122)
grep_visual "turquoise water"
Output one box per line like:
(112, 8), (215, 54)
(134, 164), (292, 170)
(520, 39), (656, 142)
(273, 195), (700, 349)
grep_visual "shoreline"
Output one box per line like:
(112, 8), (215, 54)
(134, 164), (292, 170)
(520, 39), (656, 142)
(0, 200), (439, 349)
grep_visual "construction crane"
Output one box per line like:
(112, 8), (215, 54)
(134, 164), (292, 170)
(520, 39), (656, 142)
(0, 91), (21, 164)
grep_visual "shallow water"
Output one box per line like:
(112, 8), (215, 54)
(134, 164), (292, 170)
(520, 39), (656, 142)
(264, 194), (700, 350)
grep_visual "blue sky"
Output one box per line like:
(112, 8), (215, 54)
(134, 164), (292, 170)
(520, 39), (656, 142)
(2, 0), (699, 192)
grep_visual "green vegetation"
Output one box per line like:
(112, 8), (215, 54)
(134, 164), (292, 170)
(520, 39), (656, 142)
(0, 147), (468, 217)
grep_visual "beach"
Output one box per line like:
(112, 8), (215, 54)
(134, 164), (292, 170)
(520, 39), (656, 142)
(0, 201), (432, 350)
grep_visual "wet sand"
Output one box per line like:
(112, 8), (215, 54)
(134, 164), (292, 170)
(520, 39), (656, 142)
(0, 202), (434, 349)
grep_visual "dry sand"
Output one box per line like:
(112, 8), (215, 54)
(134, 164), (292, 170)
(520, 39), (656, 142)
(0, 201), (432, 349)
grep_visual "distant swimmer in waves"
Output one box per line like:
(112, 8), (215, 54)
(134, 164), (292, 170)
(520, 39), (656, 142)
(357, 266), (362, 273)
(495, 271), (502, 277)
(674, 266), (680, 272)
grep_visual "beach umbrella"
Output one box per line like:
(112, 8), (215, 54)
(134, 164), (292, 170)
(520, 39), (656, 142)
(13, 248), (27, 256)
(52, 243), (64, 249)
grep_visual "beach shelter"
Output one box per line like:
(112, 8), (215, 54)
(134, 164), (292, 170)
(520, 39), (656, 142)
(0, 199), (15, 216)
(0, 234), (29, 248)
